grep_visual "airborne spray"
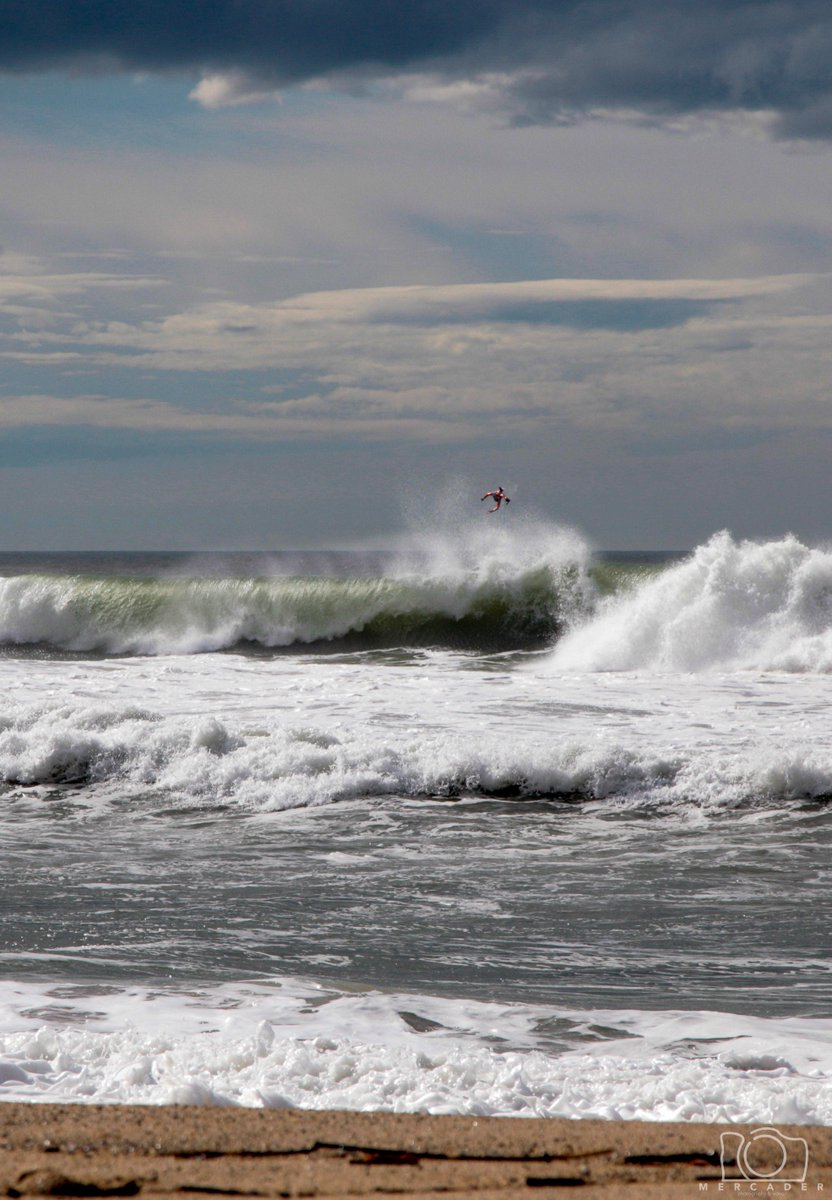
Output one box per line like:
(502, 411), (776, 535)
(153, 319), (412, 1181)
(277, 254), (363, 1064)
(550, 531), (832, 672)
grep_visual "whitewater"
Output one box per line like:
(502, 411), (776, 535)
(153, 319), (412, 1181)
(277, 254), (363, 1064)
(0, 523), (830, 1124)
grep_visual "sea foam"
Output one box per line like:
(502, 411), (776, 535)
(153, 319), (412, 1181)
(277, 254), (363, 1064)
(550, 531), (832, 672)
(3, 694), (832, 810)
(0, 981), (829, 1123)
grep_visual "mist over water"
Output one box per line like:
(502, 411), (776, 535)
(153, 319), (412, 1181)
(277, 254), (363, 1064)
(0, 523), (830, 1121)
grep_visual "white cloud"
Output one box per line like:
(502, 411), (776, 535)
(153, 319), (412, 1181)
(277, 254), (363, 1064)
(0, 267), (163, 305)
(4, 94), (832, 292)
(2, 272), (832, 450)
(0, 390), (485, 442)
(189, 72), (283, 109)
(56, 271), (811, 358)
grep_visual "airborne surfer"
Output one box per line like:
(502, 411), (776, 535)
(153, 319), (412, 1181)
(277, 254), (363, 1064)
(481, 486), (510, 513)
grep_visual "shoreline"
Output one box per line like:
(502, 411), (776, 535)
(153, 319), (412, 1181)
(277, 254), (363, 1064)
(0, 1104), (829, 1197)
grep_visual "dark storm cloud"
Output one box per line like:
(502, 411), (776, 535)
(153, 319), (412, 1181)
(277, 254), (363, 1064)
(1, 0), (832, 137)
(0, 0), (505, 78)
(499, 0), (832, 139)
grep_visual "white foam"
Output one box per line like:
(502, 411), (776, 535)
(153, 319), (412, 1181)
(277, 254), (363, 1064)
(4, 643), (832, 811)
(0, 980), (829, 1122)
(0, 699), (673, 808)
(551, 531), (832, 672)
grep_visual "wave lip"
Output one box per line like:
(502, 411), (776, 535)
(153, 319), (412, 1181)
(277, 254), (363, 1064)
(550, 531), (832, 673)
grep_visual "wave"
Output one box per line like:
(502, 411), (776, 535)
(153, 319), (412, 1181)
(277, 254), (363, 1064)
(8, 526), (832, 670)
(1, 981), (830, 1121)
(0, 572), (569, 655)
(0, 523), (592, 655)
(3, 700), (832, 810)
(551, 531), (832, 673)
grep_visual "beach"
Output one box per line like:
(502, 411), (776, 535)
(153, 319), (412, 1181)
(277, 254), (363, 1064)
(2, 1104), (830, 1197)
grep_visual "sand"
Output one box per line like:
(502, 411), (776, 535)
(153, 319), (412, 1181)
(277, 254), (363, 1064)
(0, 1105), (829, 1198)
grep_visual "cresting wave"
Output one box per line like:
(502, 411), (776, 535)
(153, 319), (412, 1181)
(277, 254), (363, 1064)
(0, 572), (568, 655)
(552, 530), (832, 672)
(6, 528), (832, 667)
(0, 524), (591, 655)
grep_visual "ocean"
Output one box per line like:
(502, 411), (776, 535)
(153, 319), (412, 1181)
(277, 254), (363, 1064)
(0, 519), (830, 1123)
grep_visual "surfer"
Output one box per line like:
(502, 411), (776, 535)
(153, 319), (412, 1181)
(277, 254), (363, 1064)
(481, 486), (510, 513)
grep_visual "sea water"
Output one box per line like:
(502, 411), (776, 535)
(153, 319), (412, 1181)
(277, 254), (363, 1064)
(0, 520), (830, 1122)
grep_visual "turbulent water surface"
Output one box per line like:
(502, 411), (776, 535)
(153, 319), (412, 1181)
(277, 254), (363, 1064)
(0, 522), (830, 1122)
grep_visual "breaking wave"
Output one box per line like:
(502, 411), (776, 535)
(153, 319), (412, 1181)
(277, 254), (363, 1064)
(551, 531), (832, 673)
(0, 523), (591, 655)
(3, 699), (832, 811)
(7, 527), (832, 671)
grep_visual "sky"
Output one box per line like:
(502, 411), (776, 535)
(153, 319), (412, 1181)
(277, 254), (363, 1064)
(2, 1), (832, 549)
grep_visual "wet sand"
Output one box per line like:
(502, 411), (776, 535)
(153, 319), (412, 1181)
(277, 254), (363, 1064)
(0, 1104), (829, 1198)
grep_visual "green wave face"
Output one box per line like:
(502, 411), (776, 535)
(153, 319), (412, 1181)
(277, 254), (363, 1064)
(0, 565), (599, 655)
(587, 561), (668, 597)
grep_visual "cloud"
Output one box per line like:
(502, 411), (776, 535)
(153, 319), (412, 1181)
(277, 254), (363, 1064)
(150, 274), (800, 334)
(0, 1), (503, 78)
(0, 393), (212, 431)
(3, 271), (832, 455)
(8, 272), (800, 374)
(0, 265), (163, 302)
(189, 72), (281, 110)
(0, 390), (484, 444)
(2, 2), (832, 137)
